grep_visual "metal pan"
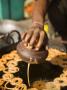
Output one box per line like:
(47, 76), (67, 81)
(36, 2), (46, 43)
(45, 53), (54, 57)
(0, 19), (31, 56)
(0, 20), (22, 56)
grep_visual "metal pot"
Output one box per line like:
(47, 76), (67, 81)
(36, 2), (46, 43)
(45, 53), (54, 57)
(0, 20), (23, 50)
(0, 19), (32, 56)
(0, 19), (32, 41)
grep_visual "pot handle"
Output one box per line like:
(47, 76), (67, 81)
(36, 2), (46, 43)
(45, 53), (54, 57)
(6, 30), (21, 44)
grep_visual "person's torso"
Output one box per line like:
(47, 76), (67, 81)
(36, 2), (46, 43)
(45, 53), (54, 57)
(49, 0), (67, 16)
(48, 0), (67, 39)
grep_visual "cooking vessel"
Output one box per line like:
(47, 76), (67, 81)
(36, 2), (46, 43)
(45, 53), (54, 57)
(0, 19), (32, 56)
(0, 20), (23, 41)
(0, 19), (25, 48)
(0, 20), (22, 56)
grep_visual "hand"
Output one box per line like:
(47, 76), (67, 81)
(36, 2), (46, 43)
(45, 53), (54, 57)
(21, 25), (48, 51)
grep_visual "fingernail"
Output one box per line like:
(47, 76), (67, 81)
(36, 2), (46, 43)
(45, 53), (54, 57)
(46, 46), (48, 50)
(30, 57), (32, 62)
(35, 47), (39, 51)
(24, 43), (27, 46)
(27, 44), (32, 49)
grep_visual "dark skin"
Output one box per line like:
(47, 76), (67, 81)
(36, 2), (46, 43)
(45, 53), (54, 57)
(22, 0), (48, 50)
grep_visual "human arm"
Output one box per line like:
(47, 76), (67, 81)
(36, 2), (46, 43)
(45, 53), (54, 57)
(22, 0), (48, 50)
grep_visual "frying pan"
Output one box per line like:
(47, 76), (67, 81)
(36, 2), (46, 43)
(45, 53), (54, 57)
(0, 20), (23, 56)
(0, 19), (32, 56)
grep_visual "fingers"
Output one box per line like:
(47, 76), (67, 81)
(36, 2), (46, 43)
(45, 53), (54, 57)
(21, 29), (47, 50)
(21, 32), (27, 40)
(35, 31), (45, 50)
(24, 30), (33, 43)
(29, 29), (39, 47)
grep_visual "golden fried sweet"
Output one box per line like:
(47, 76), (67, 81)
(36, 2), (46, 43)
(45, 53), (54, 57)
(0, 64), (5, 71)
(2, 73), (14, 81)
(0, 78), (4, 86)
(6, 60), (18, 67)
(12, 84), (27, 90)
(10, 77), (23, 86)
